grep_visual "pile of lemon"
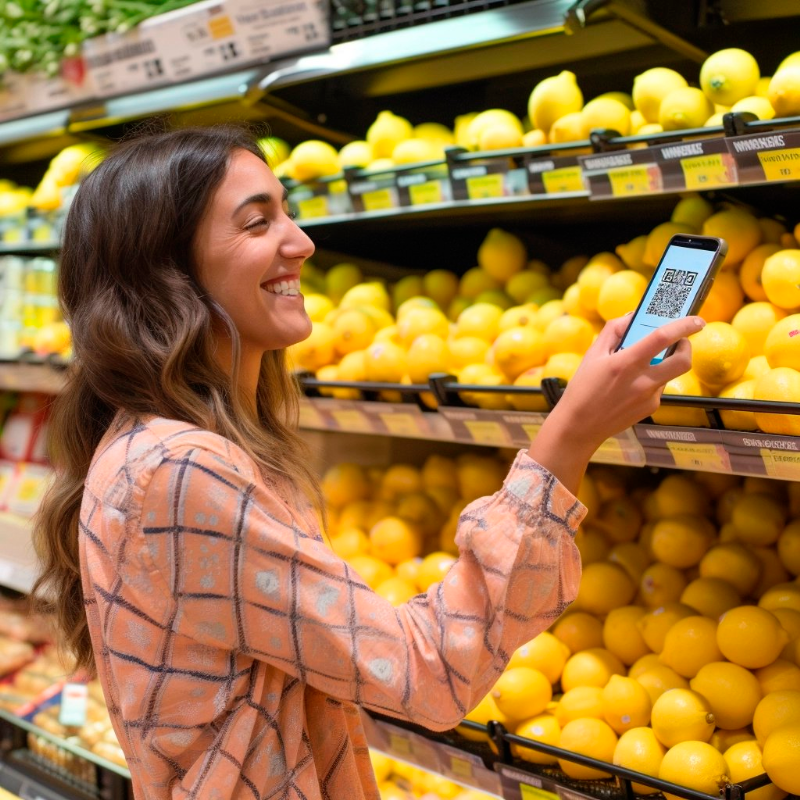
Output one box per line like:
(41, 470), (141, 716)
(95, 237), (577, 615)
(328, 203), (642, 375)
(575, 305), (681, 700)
(370, 749), (494, 800)
(268, 48), (800, 181)
(457, 467), (800, 797)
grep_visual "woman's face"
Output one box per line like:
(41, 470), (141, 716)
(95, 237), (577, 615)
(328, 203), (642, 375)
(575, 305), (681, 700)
(194, 149), (315, 353)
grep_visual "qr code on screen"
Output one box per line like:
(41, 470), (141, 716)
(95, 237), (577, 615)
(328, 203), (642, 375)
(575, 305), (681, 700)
(646, 269), (697, 318)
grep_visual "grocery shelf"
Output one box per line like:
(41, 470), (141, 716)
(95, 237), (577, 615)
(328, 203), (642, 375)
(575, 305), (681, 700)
(0, 242), (60, 256)
(0, 514), (38, 594)
(0, 361), (67, 395)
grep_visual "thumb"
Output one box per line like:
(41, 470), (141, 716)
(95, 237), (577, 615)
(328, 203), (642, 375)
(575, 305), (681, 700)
(594, 314), (632, 352)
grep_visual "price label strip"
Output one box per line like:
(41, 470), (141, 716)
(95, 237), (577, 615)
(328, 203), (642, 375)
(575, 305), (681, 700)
(761, 449), (800, 480)
(466, 173), (505, 199)
(362, 188), (397, 211)
(520, 786), (560, 800)
(379, 413), (425, 438)
(666, 441), (732, 473)
(757, 147), (800, 181)
(607, 164), (661, 197)
(464, 420), (511, 446)
(298, 400), (326, 429)
(331, 409), (373, 433)
(541, 165), (585, 194)
(680, 152), (736, 190)
(296, 195), (330, 219)
(408, 180), (444, 205)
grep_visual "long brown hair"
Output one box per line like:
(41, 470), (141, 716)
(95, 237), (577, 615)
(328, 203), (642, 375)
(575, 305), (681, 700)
(32, 126), (322, 673)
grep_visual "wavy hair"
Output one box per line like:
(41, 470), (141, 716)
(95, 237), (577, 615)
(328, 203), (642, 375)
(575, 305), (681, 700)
(32, 126), (321, 673)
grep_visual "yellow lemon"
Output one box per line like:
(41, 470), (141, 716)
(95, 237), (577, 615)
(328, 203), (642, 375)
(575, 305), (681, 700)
(718, 606), (790, 668)
(760, 582), (800, 614)
(369, 517), (422, 565)
(603, 606), (650, 666)
(644, 221), (697, 267)
(364, 342), (408, 383)
(552, 612), (604, 654)
(575, 562), (636, 615)
(491, 667), (552, 721)
(652, 474), (710, 518)
(321, 463), (370, 508)
(681, 577), (742, 619)
(555, 686), (605, 726)
(562, 648), (626, 691)
(392, 137), (442, 165)
(348, 554), (393, 589)
(725, 740), (785, 800)
(290, 140), (341, 181)
(577, 262), (620, 311)
(754, 690), (800, 746)
(777, 520), (800, 577)
(492, 326), (546, 381)
(478, 124), (523, 150)
(558, 718), (618, 780)
(513, 715), (561, 765)
(762, 251), (800, 309)
(636, 666), (690, 705)
(380, 463), (422, 499)
(602, 675), (652, 734)
(691, 321), (750, 388)
(575, 528), (611, 565)
(659, 86), (714, 130)
(458, 692), (509, 742)
(651, 689), (716, 746)
(701, 48), (761, 106)
(672, 194), (715, 228)
(448, 336), (489, 370)
(422, 269), (458, 309)
(406, 334), (449, 383)
(542, 314), (595, 357)
(732, 492), (788, 546)
(456, 453), (504, 501)
(375, 576), (418, 606)
(773, 608), (800, 659)
(768, 67), (800, 117)
(732, 95), (776, 119)
(397, 307), (449, 349)
(756, 659), (800, 694)
(699, 543), (761, 596)
(459, 267), (500, 300)
(629, 654), (663, 679)
(765, 314), (800, 372)
(506, 271), (550, 306)
(522, 128), (548, 147)
(416, 551), (457, 592)
(340, 282), (391, 313)
(596, 270), (648, 321)
(633, 67), (689, 123)
(614, 727), (666, 794)
(508, 632), (570, 684)
(711, 728), (755, 752)
(608, 542), (651, 583)
(703, 208), (763, 265)
(651, 515), (715, 569)
(369, 750), (393, 783)
(330, 528), (370, 559)
(455, 302), (503, 342)
(762, 724), (800, 794)
(549, 112), (589, 143)
(659, 741), (730, 800)
(637, 603), (696, 653)
(690, 661), (763, 729)
(413, 122), (454, 145)
(616, 235), (649, 272)
(700, 270), (745, 323)
(661, 616), (724, 678)
(395, 492), (442, 537)
(581, 97), (631, 135)
(304, 293), (335, 323)
(289, 322), (335, 372)
(339, 140), (374, 168)
(754, 368), (800, 435)
(528, 71), (583, 133)
(477, 228), (527, 282)
(640, 563), (689, 609)
(367, 111), (413, 158)
(733, 302), (786, 357)
(739, 245), (782, 301)
(506, 367), (547, 412)
(332, 308), (377, 356)
(466, 109), (523, 150)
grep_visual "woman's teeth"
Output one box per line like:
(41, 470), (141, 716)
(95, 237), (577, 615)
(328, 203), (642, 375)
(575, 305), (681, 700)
(264, 278), (301, 296)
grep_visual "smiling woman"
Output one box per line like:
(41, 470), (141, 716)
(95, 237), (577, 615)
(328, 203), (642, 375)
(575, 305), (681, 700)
(30, 126), (700, 800)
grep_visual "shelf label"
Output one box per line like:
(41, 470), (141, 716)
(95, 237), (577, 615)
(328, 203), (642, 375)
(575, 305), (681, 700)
(331, 409), (373, 433)
(466, 173), (505, 199)
(521, 786), (560, 800)
(727, 129), (800, 184)
(607, 164), (659, 197)
(580, 149), (665, 199)
(59, 682), (89, 727)
(379, 412), (425, 438)
(761, 449), (800, 480)
(666, 441), (731, 473)
(464, 420), (510, 446)
(680, 152), (736, 190)
(361, 188), (397, 211)
(388, 732), (412, 756)
(541, 165), (585, 194)
(296, 195), (330, 219)
(298, 400), (325, 429)
(449, 755), (473, 779)
(408, 180), (444, 205)
(757, 147), (800, 181)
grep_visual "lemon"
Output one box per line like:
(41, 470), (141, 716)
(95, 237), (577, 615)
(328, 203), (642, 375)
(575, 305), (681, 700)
(603, 606), (650, 666)
(640, 563), (689, 609)
(465, 109), (523, 150)
(369, 517), (422, 565)
(661, 616), (724, 678)
(415, 551), (457, 592)
(582, 97), (631, 135)
(732, 492), (788, 546)
(369, 749), (393, 783)
(341, 282), (391, 312)
(552, 612), (604, 654)
(602, 675), (652, 734)
(421, 270), (458, 309)
(690, 661), (763, 729)
(636, 666), (690, 704)
(491, 667), (552, 721)
(652, 474), (711, 518)
(672, 194), (714, 228)
(762, 251), (800, 309)
(575, 528), (611, 565)
(754, 690), (800, 747)
(542, 314), (595, 357)
(392, 137), (443, 165)
(528, 71), (583, 133)
(289, 322), (335, 372)
(756, 659), (800, 694)
(380, 463), (421, 499)
(339, 140), (375, 168)
(396, 492), (443, 538)
(651, 515), (716, 569)
(776, 520), (800, 578)
(392, 276), (425, 311)
(375, 576), (418, 606)
(491, 326), (546, 381)
(659, 741), (730, 800)
(740, 246), (782, 303)
(458, 692), (509, 742)
(478, 124), (523, 150)
(700, 48), (761, 106)
(325, 263), (363, 303)
(754, 368), (800, 436)
(304, 293), (335, 323)
(455, 303), (503, 342)
(405, 334), (449, 383)
(521, 129), (547, 147)
(699, 543), (761, 596)
(760, 582), (800, 614)
(448, 336), (489, 370)
(613, 728), (666, 794)
(477, 229), (527, 282)
(364, 342), (408, 383)
(638, 604), (696, 653)
(774, 608), (800, 658)
(643, 220), (696, 267)
(768, 67), (800, 117)
(330, 528), (370, 559)
(633, 68), (689, 123)
(659, 86), (714, 130)
(367, 111), (413, 158)
(549, 112), (589, 143)
(513, 715), (561, 765)
(290, 140), (341, 182)
(718, 606), (790, 668)
(456, 453), (504, 502)
(722, 741), (782, 800)
(413, 122), (454, 146)
(629, 654), (663, 679)
(762, 724), (800, 793)
(681, 578), (742, 619)
(764, 314), (800, 368)
(575, 562), (636, 616)
(578, 259), (621, 308)
(700, 270), (746, 323)
(596, 270), (648, 321)
(732, 301), (786, 353)
(321, 462), (369, 508)
(508, 632), (570, 684)
(498, 303), (539, 332)
(717, 379), (758, 432)
(703, 208), (763, 265)
(542, 352), (582, 383)
(332, 308), (377, 356)
(554, 687), (603, 727)
(691, 321), (750, 388)
(732, 95), (776, 119)
(608, 542), (651, 582)
(651, 689), (716, 747)
(348, 554), (393, 589)
(616, 235), (649, 271)
(712, 729), (756, 752)
(558, 718), (618, 779)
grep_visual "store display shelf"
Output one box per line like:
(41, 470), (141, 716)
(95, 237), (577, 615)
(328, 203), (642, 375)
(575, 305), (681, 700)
(0, 514), (38, 594)
(0, 242), (60, 256)
(0, 361), (67, 394)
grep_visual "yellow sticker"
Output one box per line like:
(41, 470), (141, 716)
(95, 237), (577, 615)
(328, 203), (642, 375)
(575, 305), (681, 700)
(380, 413), (422, 437)
(408, 180), (443, 206)
(607, 165), (658, 197)
(520, 785), (559, 800)
(296, 195), (329, 219)
(331, 410), (373, 433)
(466, 173), (505, 199)
(758, 147), (800, 181)
(17, 478), (41, 502)
(464, 420), (510, 446)
(388, 733), (412, 755)
(449, 756), (473, 779)
(362, 188), (396, 211)
(541, 165), (585, 194)
(760, 449), (800, 480)
(298, 402), (325, 429)
(208, 15), (235, 38)
(666, 441), (731, 473)
(681, 153), (735, 190)
(594, 437), (627, 464)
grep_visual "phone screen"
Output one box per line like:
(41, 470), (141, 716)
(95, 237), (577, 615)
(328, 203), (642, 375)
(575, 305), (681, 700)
(619, 241), (719, 363)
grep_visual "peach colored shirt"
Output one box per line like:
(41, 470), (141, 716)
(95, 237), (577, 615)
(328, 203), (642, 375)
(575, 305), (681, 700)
(80, 415), (584, 799)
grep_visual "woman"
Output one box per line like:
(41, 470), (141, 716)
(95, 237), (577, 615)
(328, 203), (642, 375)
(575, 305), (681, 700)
(33, 126), (700, 799)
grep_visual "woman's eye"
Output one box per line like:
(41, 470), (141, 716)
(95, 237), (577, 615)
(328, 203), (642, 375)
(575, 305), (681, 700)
(245, 218), (268, 230)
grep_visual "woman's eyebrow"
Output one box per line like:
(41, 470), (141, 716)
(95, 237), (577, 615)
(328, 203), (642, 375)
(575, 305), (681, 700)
(232, 192), (272, 217)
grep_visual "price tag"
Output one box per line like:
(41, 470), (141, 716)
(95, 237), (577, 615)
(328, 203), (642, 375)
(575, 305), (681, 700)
(666, 441), (731, 473)
(59, 683), (88, 727)
(607, 165), (659, 197)
(466, 173), (505, 199)
(388, 732), (412, 756)
(449, 755), (473, 779)
(522, 422), (544, 440)
(380, 413), (423, 437)
(680, 153), (735, 190)
(296, 195), (330, 219)
(520, 785), (559, 800)
(298, 401), (325, 429)
(408, 180), (443, 205)
(17, 478), (41, 503)
(594, 437), (627, 465)
(331, 410), (373, 433)
(208, 15), (235, 39)
(362, 189), (396, 211)
(761, 449), (800, 480)
(541, 165), (584, 194)
(464, 420), (510, 446)
(757, 148), (800, 181)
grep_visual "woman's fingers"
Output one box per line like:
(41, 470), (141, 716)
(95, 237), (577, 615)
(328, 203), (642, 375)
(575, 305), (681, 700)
(647, 336), (693, 384)
(622, 316), (705, 366)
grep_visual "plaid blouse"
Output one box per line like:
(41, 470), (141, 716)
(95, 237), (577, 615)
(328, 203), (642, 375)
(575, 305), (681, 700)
(79, 415), (584, 799)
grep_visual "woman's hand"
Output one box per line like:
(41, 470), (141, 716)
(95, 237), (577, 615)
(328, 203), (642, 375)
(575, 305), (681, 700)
(528, 314), (704, 494)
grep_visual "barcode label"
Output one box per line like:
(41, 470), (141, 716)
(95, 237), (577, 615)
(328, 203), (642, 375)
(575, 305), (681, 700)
(646, 269), (696, 318)
(85, 39), (156, 68)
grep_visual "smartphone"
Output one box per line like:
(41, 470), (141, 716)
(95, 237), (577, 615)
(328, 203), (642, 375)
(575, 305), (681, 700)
(617, 234), (728, 364)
